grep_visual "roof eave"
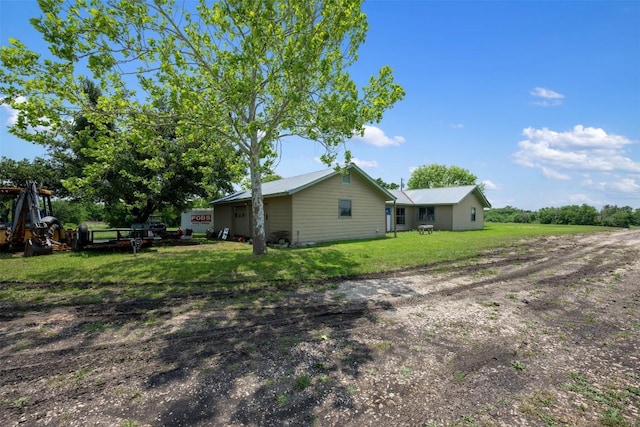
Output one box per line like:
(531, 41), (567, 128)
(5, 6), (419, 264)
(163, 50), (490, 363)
(211, 191), (291, 205)
(472, 187), (492, 208)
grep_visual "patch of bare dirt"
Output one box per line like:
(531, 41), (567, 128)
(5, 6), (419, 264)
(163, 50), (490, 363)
(1, 229), (639, 426)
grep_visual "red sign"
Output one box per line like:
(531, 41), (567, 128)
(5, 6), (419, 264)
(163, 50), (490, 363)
(191, 214), (212, 224)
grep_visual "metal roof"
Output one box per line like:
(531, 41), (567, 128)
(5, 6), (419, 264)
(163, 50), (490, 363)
(211, 164), (395, 204)
(389, 185), (491, 208)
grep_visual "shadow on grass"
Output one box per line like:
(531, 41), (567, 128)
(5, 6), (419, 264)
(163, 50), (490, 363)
(1, 243), (360, 302)
(8, 241), (362, 287)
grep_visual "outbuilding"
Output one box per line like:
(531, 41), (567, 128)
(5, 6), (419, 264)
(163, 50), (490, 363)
(180, 208), (214, 234)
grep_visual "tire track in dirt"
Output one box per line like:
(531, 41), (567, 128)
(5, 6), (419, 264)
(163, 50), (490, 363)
(323, 230), (640, 427)
(2, 232), (637, 373)
(370, 230), (640, 308)
(2, 229), (639, 426)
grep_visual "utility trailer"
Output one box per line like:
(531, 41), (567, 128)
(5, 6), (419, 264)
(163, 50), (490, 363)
(72, 224), (155, 252)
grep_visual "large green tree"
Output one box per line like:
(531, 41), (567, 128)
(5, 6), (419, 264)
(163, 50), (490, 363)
(374, 177), (399, 190)
(407, 164), (482, 190)
(0, 156), (65, 192)
(63, 79), (241, 224)
(600, 205), (638, 228)
(0, 0), (404, 255)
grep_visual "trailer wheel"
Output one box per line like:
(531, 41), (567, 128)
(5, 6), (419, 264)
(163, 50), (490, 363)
(71, 237), (82, 252)
(72, 223), (89, 252)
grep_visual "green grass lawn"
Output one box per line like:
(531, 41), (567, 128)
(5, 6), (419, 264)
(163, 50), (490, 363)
(1, 223), (612, 287)
(0, 223), (617, 308)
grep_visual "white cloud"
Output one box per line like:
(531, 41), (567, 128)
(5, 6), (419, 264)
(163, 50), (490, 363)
(482, 180), (500, 190)
(513, 125), (640, 200)
(581, 178), (606, 191)
(522, 125), (631, 149)
(584, 177), (640, 194)
(514, 125), (640, 174)
(353, 125), (405, 147)
(530, 87), (564, 106)
(530, 87), (564, 99)
(1, 96), (53, 132)
(567, 193), (598, 205)
(1, 95), (26, 125)
(541, 167), (570, 180)
(609, 178), (640, 193)
(351, 158), (378, 168)
(451, 123), (464, 129)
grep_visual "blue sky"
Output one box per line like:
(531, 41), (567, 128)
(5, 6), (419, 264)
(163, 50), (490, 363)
(1, 0), (639, 210)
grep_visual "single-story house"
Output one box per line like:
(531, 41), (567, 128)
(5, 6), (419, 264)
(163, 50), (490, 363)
(211, 164), (395, 245)
(387, 186), (491, 231)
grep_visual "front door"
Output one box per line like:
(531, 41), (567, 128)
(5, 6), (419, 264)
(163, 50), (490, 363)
(232, 205), (250, 237)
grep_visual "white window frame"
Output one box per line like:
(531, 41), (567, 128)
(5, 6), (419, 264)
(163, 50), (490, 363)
(339, 199), (352, 217)
(396, 207), (406, 225)
(419, 206), (435, 222)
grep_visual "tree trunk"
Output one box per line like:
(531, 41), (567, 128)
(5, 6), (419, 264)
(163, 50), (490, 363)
(249, 153), (267, 255)
(133, 200), (156, 224)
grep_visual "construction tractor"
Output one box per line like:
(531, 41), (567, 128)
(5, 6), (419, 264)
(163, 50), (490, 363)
(0, 182), (73, 256)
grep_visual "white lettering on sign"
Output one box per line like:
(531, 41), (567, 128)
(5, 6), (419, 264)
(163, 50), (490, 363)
(191, 214), (212, 223)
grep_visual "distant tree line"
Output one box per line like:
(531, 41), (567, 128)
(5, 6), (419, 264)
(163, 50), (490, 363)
(486, 204), (640, 228)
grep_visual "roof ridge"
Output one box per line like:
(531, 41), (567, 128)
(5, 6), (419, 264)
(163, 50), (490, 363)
(401, 189), (416, 204)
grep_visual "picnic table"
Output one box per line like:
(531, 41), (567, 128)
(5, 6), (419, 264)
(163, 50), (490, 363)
(418, 224), (434, 235)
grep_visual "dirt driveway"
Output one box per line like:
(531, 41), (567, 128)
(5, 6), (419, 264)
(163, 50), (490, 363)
(1, 229), (639, 426)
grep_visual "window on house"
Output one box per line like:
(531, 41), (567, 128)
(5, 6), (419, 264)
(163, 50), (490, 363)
(419, 207), (435, 222)
(396, 207), (405, 225)
(471, 207), (477, 222)
(339, 199), (352, 217)
(341, 173), (351, 184)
